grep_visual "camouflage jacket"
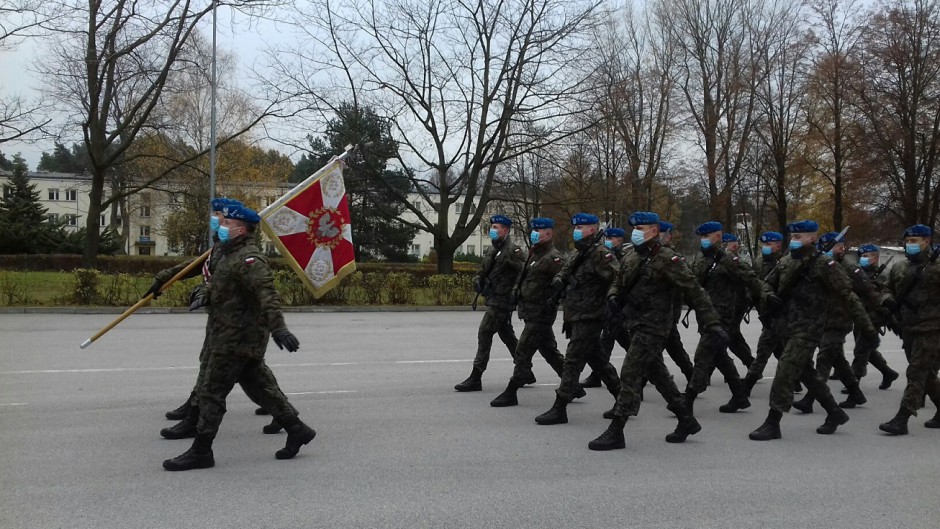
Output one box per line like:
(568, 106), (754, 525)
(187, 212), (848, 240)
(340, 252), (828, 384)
(886, 253), (940, 334)
(610, 243), (720, 337)
(842, 259), (890, 327)
(691, 248), (769, 322)
(766, 249), (875, 338)
(155, 238), (222, 285)
(557, 238), (618, 322)
(205, 236), (286, 359)
(516, 241), (564, 323)
(476, 238), (526, 311)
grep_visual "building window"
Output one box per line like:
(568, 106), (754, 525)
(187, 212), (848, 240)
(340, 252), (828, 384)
(2, 185), (11, 199)
(100, 214), (107, 227)
(65, 214), (77, 226)
(140, 192), (151, 204)
(65, 189), (77, 201)
(48, 188), (59, 200)
(140, 205), (151, 218)
(455, 203), (462, 213)
(140, 225), (151, 237)
(47, 213), (59, 223)
(138, 246), (151, 256)
(411, 244), (421, 256)
(116, 216), (123, 226)
(467, 245), (476, 256)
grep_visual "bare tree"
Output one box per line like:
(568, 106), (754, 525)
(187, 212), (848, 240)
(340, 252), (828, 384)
(277, 0), (604, 273)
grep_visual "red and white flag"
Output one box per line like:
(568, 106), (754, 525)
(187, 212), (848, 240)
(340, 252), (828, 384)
(260, 156), (356, 298)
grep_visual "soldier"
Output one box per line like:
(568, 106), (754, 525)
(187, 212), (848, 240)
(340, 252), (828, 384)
(155, 198), (296, 439)
(879, 224), (940, 435)
(534, 213), (621, 425)
(685, 222), (770, 415)
(490, 218), (567, 407)
(588, 212), (726, 451)
(749, 220), (877, 441)
(742, 231), (787, 396)
(580, 227), (631, 389)
(163, 204), (315, 471)
(722, 233), (756, 368)
(790, 233), (870, 413)
(659, 221), (695, 382)
(851, 244), (900, 389)
(455, 215), (526, 392)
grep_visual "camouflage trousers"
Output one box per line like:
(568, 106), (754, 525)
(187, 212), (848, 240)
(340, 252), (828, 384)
(727, 316), (755, 367)
(815, 327), (859, 388)
(746, 318), (784, 379)
(197, 354), (298, 438)
(598, 320), (631, 364)
(612, 331), (686, 419)
(769, 335), (838, 414)
(509, 321), (564, 385)
(473, 307), (518, 372)
(851, 327), (892, 378)
(556, 320), (620, 402)
(688, 322), (742, 395)
(900, 331), (940, 415)
(664, 324), (694, 378)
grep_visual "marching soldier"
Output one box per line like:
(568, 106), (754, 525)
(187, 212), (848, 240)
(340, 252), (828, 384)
(490, 218), (567, 407)
(535, 213), (621, 425)
(581, 227), (631, 389)
(163, 204), (315, 471)
(685, 222), (770, 415)
(879, 224), (940, 435)
(455, 215), (526, 392)
(749, 220), (877, 441)
(852, 244), (900, 389)
(588, 212), (725, 450)
(742, 231), (787, 396)
(660, 221), (695, 382)
(722, 233), (756, 368)
(791, 233), (870, 413)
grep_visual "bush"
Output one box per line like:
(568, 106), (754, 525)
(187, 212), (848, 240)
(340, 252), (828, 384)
(273, 269), (316, 306)
(359, 272), (386, 304)
(0, 271), (31, 305)
(427, 273), (475, 305)
(71, 268), (100, 304)
(386, 272), (414, 304)
(100, 273), (144, 306)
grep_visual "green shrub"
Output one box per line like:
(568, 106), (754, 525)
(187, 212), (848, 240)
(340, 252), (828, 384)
(100, 273), (144, 306)
(427, 273), (475, 305)
(360, 272), (386, 304)
(71, 268), (101, 304)
(0, 271), (31, 305)
(386, 272), (414, 304)
(273, 269), (316, 306)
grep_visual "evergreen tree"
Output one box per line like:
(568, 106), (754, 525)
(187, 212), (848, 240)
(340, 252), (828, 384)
(0, 152), (13, 170)
(37, 142), (86, 173)
(306, 104), (417, 261)
(0, 154), (58, 253)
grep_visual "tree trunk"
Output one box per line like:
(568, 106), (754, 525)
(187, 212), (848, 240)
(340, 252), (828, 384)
(81, 169), (105, 267)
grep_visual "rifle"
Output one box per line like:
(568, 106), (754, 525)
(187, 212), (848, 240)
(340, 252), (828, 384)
(548, 229), (606, 307)
(607, 245), (657, 332)
(772, 226), (850, 302)
(472, 245), (502, 311)
(890, 243), (940, 314)
(681, 249), (721, 328)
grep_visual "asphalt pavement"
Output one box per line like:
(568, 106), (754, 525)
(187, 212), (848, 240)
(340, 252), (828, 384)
(1, 311), (937, 529)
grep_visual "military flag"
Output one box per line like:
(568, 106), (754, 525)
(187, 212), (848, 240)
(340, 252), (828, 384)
(260, 150), (356, 298)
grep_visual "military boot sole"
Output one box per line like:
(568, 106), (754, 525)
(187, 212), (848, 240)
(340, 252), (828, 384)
(574, 386), (587, 399)
(162, 450), (214, 471)
(454, 380), (482, 392)
(276, 426), (317, 460)
(879, 371), (900, 390)
(588, 435), (625, 451)
(579, 376), (602, 388)
(535, 409), (568, 425)
(602, 408), (615, 419)
(490, 393), (519, 407)
(924, 417), (940, 428)
(665, 418), (701, 443)
(749, 423), (782, 441)
(839, 393), (867, 409)
(817, 409), (849, 435)
(160, 422), (197, 440)
(523, 373), (537, 386)
(719, 397), (751, 413)
(791, 399), (814, 414)
(878, 421), (909, 435)
(263, 419), (284, 434)
(165, 401), (192, 421)
(255, 407), (270, 416)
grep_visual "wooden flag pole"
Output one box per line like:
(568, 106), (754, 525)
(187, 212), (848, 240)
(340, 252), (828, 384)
(79, 249), (212, 349)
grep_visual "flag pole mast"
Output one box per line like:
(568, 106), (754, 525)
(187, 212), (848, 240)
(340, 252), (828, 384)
(207, 0), (219, 249)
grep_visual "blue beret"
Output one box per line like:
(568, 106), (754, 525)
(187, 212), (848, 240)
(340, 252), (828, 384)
(529, 217), (554, 230)
(658, 221), (674, 233)
(211, 197), (241, 211)
(695, 221), (722, 235)
(818, 231), (845, 246)
(722, 233), (738, 242)
(571, 213), (599, 226)
(857, 244), (879, 255)
(490, 215), (512, 227)
(787, 220), (819, 233)
(605, 227), (625, 238)
(759, 231), (783, 243)
(903, 224), (933, 238)
(628, 211), (660, 226)
(222, 203), (261, 224)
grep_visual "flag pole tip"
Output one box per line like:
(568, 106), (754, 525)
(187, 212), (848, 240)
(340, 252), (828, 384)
(80, 339), (92, 349)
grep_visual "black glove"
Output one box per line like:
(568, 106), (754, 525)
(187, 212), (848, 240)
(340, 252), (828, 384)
(607, 295), (621, 315)
(881, 297), (898, 313)
(764, 294), (784, 313)
(562, 321), (572, 339)
(708, 325), (730, 346)
(188, 285), (208, 311)
(472, 277), (483, 294)
(145, 278), (164, 299)
(272, 329), (300, 352)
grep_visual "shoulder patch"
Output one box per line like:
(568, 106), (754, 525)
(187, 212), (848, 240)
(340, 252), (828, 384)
(553, 257), (561, 263)
(604, 252), (614, 261)
(513, 247), (522, 253)
(245, 257), (257, 265)
(671, 255), (681, 263)
(827, 260), (837, 267)
(732, 256), (740, 262)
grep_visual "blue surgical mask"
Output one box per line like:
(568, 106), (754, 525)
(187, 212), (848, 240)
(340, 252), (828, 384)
(906, 243), (922, 255)
(631, 229), (646, 246)
(489, 228), (499, 241)
(761, 245), (772, 256)
(789, 240), (803, 250)
(573, 229), (584, 242)
(604, 240), (613, 249)
(859, 256), (871, 268)
(209, 215), (220, 233)
(823, 250), (834, 259)
(700, 238), (712, 250)
(218, 225), (231, 243)
(530, 231), (540, 245)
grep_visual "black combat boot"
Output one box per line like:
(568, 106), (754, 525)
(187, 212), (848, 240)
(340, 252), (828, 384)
(454, 367), (483, 392)
(793, 381), (804, 393)
(742, 372), (761, 398)
(816, 407), (849, 435)
(275, 416), (317, 459)
(163, 434), (215, 471)
(255, 407), (270, 416)
(580, 371), (602, 388)
(791, 394), (814, 414)
(879, 369), (900, 390)
(574, 385), (587, 399)
(165, 393), (195, 420)
(160, 405), (198, 439)
(749, 409), (783, 441)
(924, 409), (940, 429)
(535, 396), (568, 425)
(665, 407), (701, 444)
(263, 418), (284, 434)
(838, 384), (867, 409)
(879, 408), (912, 435)
(684, 390), (698, 416)
(588, 416), (627, 451)
(490, 381), (521, 407)
(523, 371), (537, 385)
(719, 380), (750, 413)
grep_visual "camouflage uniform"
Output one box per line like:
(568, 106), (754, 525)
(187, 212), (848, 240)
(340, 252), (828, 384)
(851, 263), (899, 385)
(471, 237), (525, 373)
(744, 253), (786, 386)
(593, 243), (632, 375)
